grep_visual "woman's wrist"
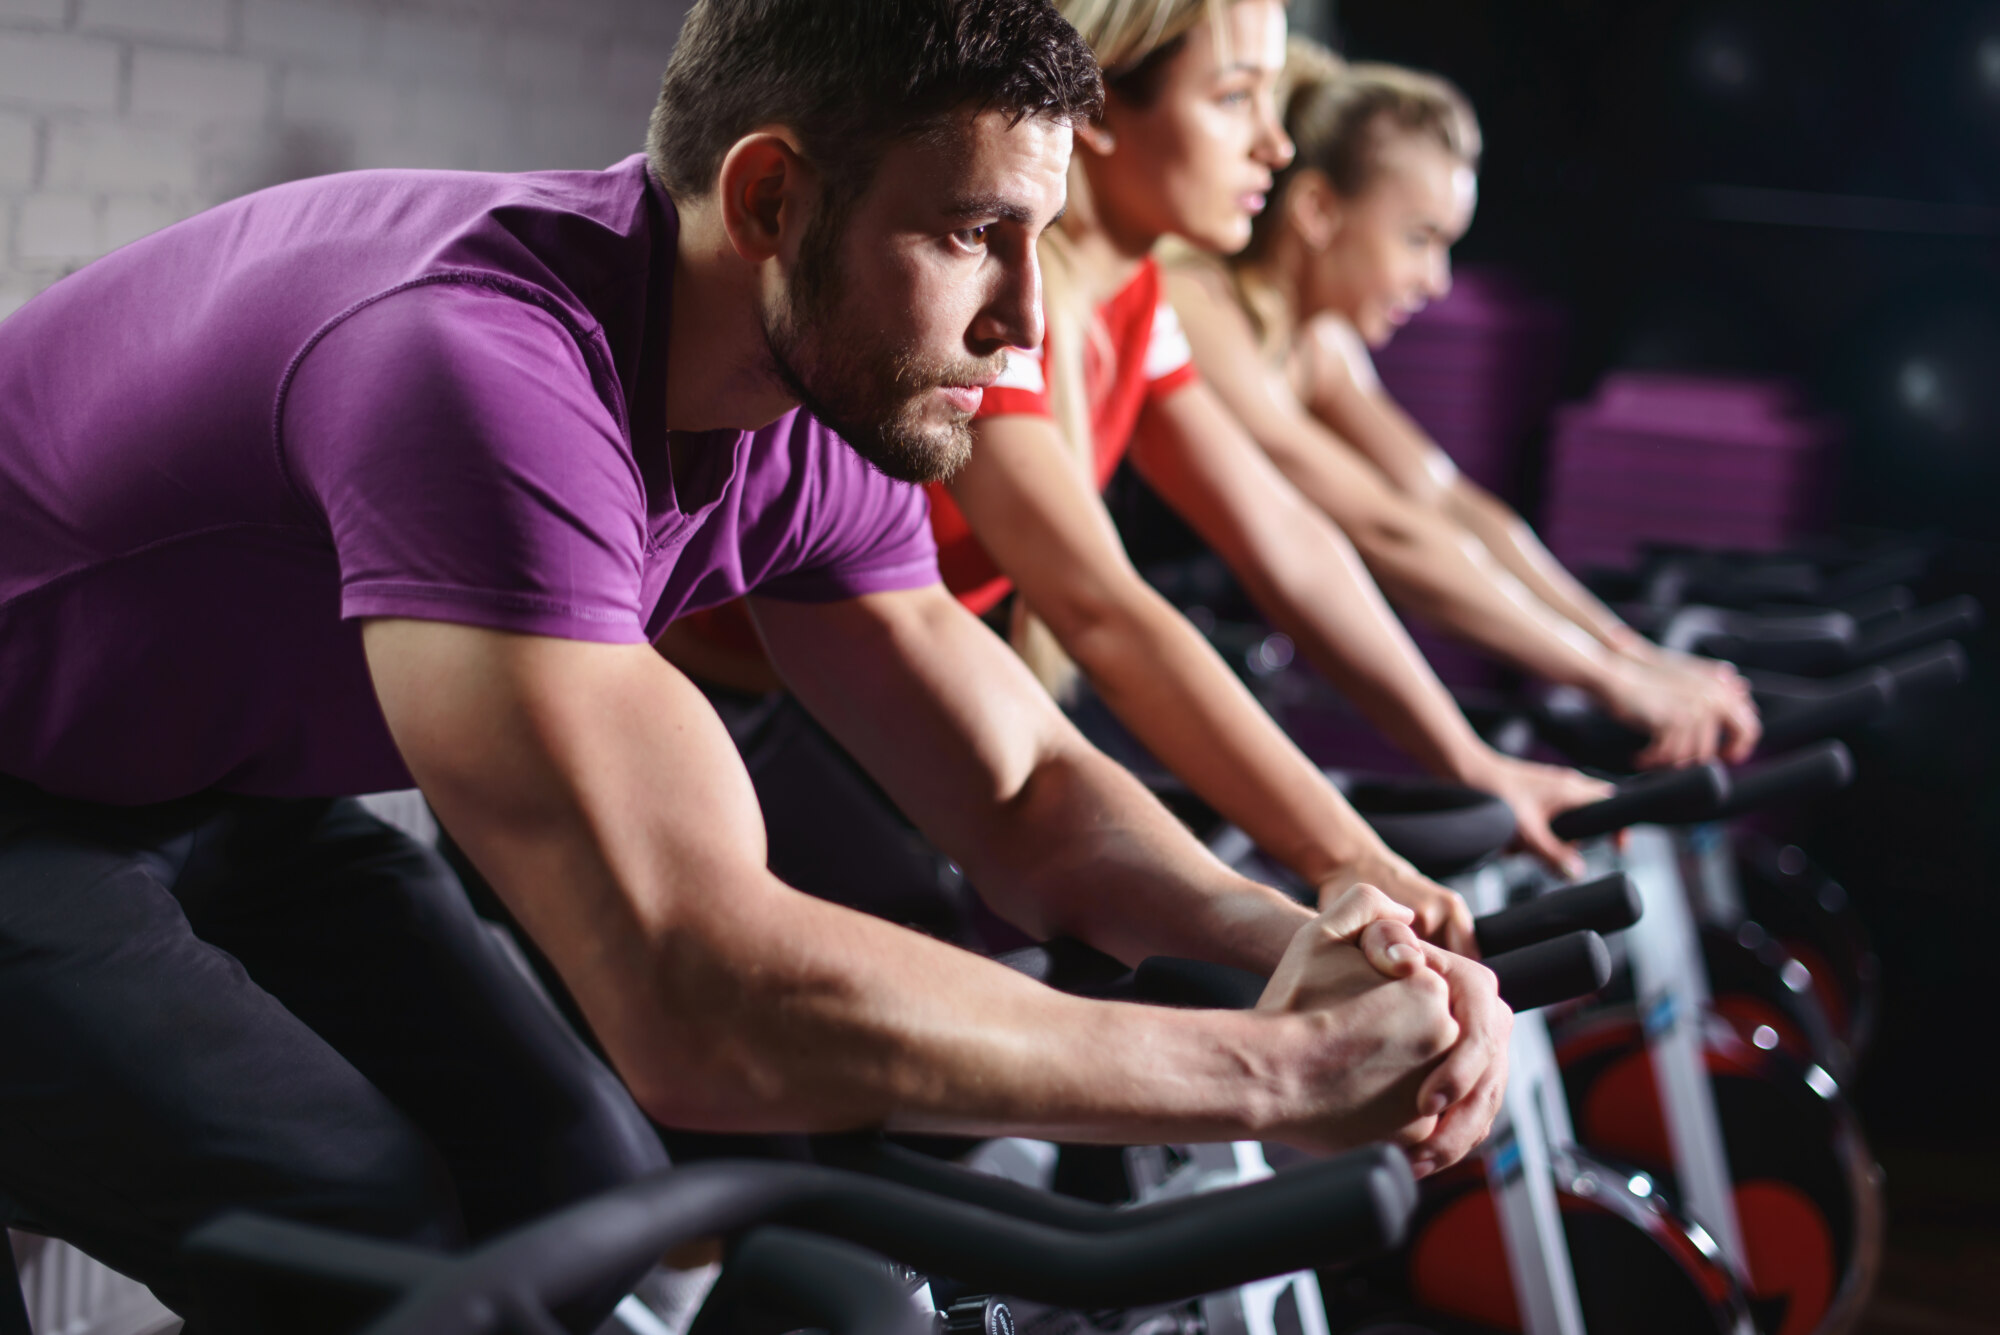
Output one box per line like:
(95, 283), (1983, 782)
(1602, 623), (1659, 662)
(1443, 742), (1516, 796)
(1574, 639), (1662, 711)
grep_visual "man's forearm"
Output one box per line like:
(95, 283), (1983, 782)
(953, 727), (1314, 973)
(573, 856), (1298, 1143)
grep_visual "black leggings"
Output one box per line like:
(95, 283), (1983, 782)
(0, 781), (666, 1328)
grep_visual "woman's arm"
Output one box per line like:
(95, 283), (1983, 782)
(1170, 267), (1760, 766)
(948, 412), (1476, 947)
(1125, 380), (1608, 871)
(1294, 312), (1646, 653)
(1167, 268), (1638, 698)
(1297, 312), (1757, 701)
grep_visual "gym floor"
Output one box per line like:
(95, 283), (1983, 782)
(1860, 1146), (2000, 1334)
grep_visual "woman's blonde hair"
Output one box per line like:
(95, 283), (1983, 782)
(1287, 46), (1480, 197)
(1227, 39), (1480, 347)
(1010, 0), (1231, 699)
(1059, 0), (1228, 84)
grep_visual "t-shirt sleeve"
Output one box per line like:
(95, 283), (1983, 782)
(1143, 296), (1200, 402)
(281, 280), (650, 643)
(743, 413), (940, 604)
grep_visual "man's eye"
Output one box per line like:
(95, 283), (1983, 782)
(953, 225), (992, 250)
(1218, 88), (1251, 107)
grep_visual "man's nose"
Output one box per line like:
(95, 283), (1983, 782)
(975, 249), (1045, 352)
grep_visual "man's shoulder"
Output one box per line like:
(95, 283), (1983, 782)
(736, 409), (925, 526)
(249, 154), (656, 227)
(294, 279), (608, 410)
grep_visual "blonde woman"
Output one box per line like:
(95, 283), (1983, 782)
(926, 0), (1614, 897)
(1166, 42), (1761, 768)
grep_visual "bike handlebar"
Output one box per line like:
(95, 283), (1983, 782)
(1485, 931), (1614, 1012)
(1548, 762), (1731, 841)
(1851, 595), (1982, 665)
(1133, 931), (1614, 1014)
(1001, 872), (1641, 1005)
(190, 1151), (1418, 1335)
(1756, 641), (1967, 751)
(1474, 873), (1642, 958)
(1711, 741), (1854, 820)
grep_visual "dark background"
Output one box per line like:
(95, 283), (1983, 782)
(1328, 1), (2000, 1314)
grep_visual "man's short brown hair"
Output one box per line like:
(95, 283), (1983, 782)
(648, 0), (1103, 208)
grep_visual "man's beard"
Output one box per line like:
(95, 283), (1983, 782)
(760, 215), (999, 486)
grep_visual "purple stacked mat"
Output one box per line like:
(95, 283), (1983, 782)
(1540, 373), (1841, 573)
(1371, 266), (1567, 506)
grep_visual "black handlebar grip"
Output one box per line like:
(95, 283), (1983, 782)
(1883, 639), (1970, 697)
(1135, 956), (1267, 1010)
(1756, 666), (1893, 751)
(1756, 641), (1967, 751)
(1548, 762), (1730, 841)
(1487, 931), (1613, 1012)
(1712, 741), (1854, 820)
(1852, 595), (1983, 665)
(1474, 874), (1642, 958)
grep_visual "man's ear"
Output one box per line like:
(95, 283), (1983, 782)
(1287, 169), (1343, 251)
(716, 128), (817, 264)
(1073, 118), (1115, 157)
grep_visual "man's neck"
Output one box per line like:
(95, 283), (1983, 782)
(664, 197), (802, 433)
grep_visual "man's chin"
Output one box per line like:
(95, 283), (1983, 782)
(848, 425), (972, 486)
(778, 354), (977, 484)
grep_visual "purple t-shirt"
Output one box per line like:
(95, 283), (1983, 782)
(0, 155), (939, 804)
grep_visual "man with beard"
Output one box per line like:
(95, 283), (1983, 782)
(0, 1), (1508, 1326)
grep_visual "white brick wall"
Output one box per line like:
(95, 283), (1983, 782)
(0, 0), (65, 26)
(0, 111), (34, 186)
(80, 0), (236, 48)
(132, 48), (276, 122)
(243, 0), (373, 67)
(0, 0), (691, 303)
(46, 119), (204, 192)
(0, 32), (123, 111)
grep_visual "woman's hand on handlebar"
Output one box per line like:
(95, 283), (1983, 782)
(1628, 633), (1756, 698)
(1463, 752), (1614, 878)
(1315, 848), (1476, 957)
(1608, 625), (1748, 691)
(1605, 657), (1762, 768)
(1255, 904), (1510, 1172)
